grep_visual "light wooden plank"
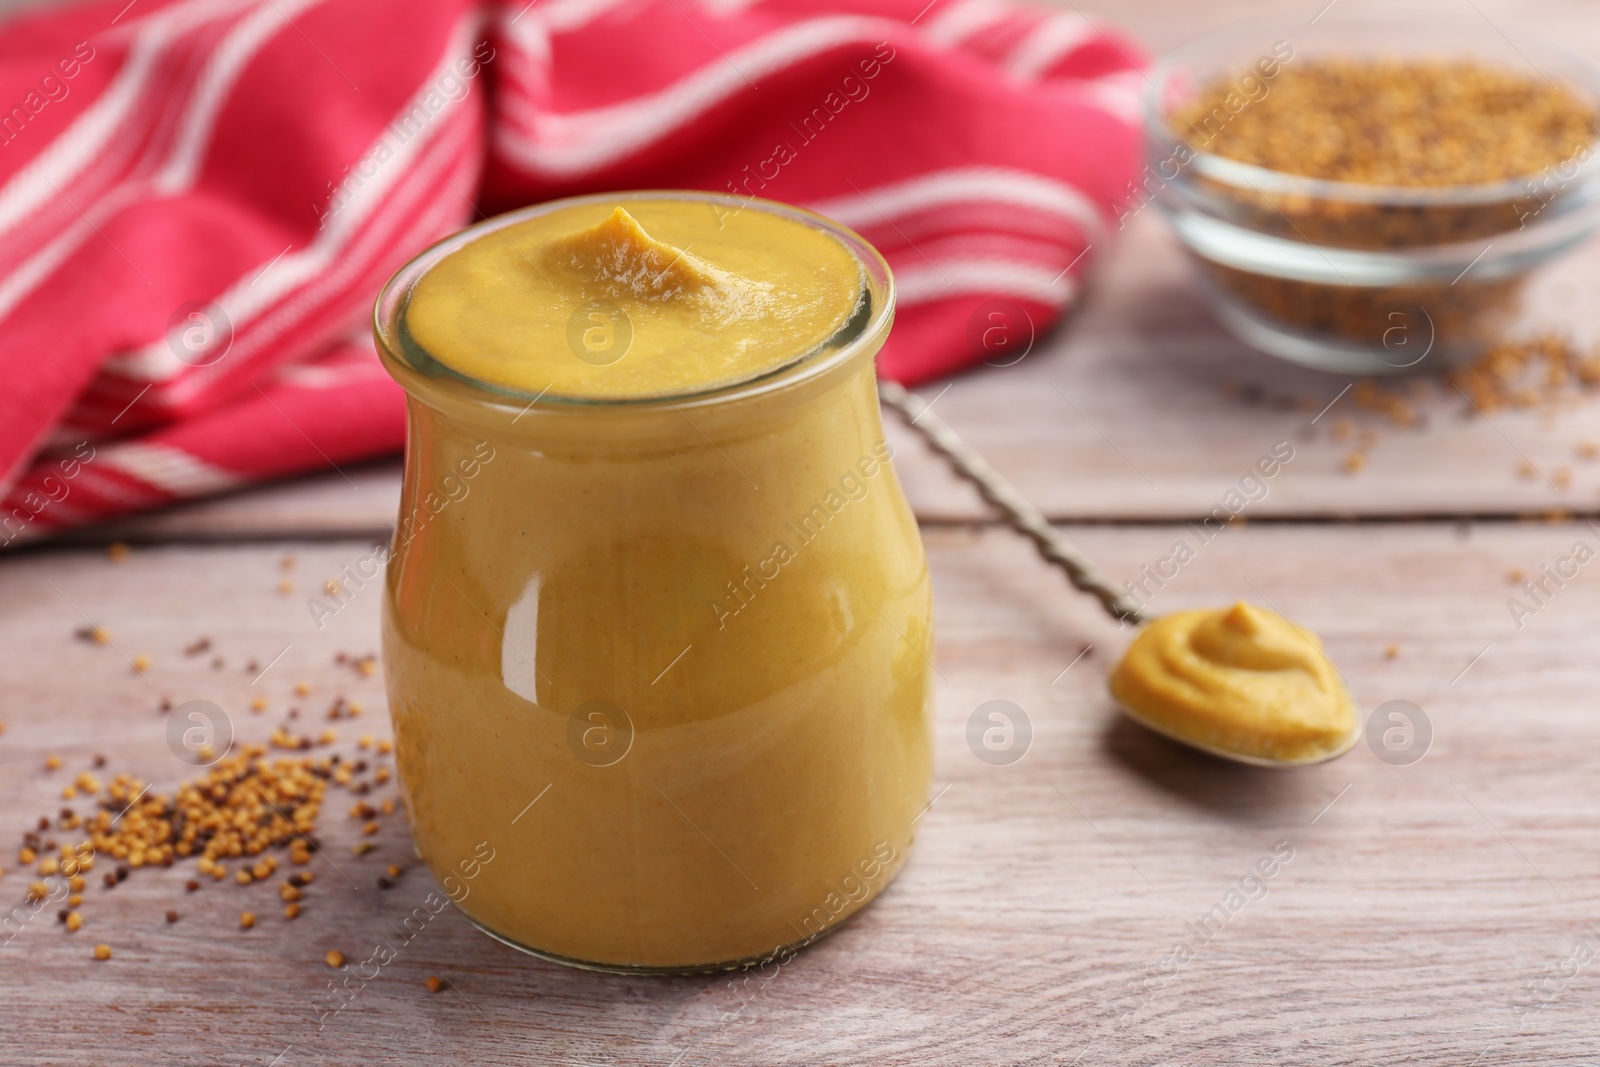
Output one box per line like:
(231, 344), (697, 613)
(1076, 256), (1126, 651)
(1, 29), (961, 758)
(1, 523), (1596, 1064)
(888, 215), (1600, 522)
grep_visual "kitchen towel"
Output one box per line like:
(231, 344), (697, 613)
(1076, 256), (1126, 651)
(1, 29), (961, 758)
(0, 0), (1143, 542)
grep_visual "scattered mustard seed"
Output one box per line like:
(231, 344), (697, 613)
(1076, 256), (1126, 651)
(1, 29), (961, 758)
(284, 902), (301, 919)
(74, 625), (111, 645)
(326, 949), (346, 968)
(44, 756), (61, 771)
(93, 943), (111, 960)
(240, 912), (255, 929)
(425, 976), (444, 993)
(107, 542), (129, 562)
(65, 911), (83, 932)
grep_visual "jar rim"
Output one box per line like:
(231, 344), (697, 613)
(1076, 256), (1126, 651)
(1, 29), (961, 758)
(372, 190), (895, 417)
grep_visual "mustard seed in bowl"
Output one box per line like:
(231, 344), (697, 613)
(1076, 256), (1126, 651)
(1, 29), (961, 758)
(1147, 21), (1600, 373)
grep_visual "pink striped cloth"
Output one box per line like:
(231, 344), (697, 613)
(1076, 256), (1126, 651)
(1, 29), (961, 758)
(0, 0), (1144, 544)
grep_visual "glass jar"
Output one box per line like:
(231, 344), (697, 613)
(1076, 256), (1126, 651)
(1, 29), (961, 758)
(372, 192), (934, 974)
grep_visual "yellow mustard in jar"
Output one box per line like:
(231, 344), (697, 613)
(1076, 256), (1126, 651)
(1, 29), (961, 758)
(374, 193), (933, 973)
(1110, 602), (1357, 764)
(404, 201), (864, 398)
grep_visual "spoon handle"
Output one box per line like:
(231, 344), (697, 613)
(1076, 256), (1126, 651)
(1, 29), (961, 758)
(878, 379), (1147, 627)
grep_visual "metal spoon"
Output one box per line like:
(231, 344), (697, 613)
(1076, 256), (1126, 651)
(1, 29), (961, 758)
(877, 379), (1360, 767)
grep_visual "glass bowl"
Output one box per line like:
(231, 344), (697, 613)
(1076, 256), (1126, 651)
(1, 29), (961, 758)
(1144, 17), (1600, 375)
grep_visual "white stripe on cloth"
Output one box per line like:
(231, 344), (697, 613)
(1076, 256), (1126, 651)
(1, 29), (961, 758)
(16, 497), (91, 529)
(0, 0), (332, 327)
(521, 0), (637, 32)
(1003, 12), (1098, 81)
(152, 0), (335, 193)
(920, 0), (1014, 47)
(143, 136), (476, 408)
(272, 353), (387, 390)
(893, 258), (1078, 306)
(0, 0), (256, 245)
(500, 0), (635, 68)
(0, 497), (93, 541)
(805, 167), (1107, 244)
(99, 442), (241, 497)
(1068, 68), (1144, 125)
(495, 14), (903, 176)
(69, 462), (174, 507)
(102, 11), (483, 383)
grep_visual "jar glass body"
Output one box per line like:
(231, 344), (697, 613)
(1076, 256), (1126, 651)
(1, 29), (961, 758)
(373, 195), (934, 973)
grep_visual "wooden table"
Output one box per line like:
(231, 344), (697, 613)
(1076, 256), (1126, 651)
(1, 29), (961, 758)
(6, 2), (1600, 1064)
